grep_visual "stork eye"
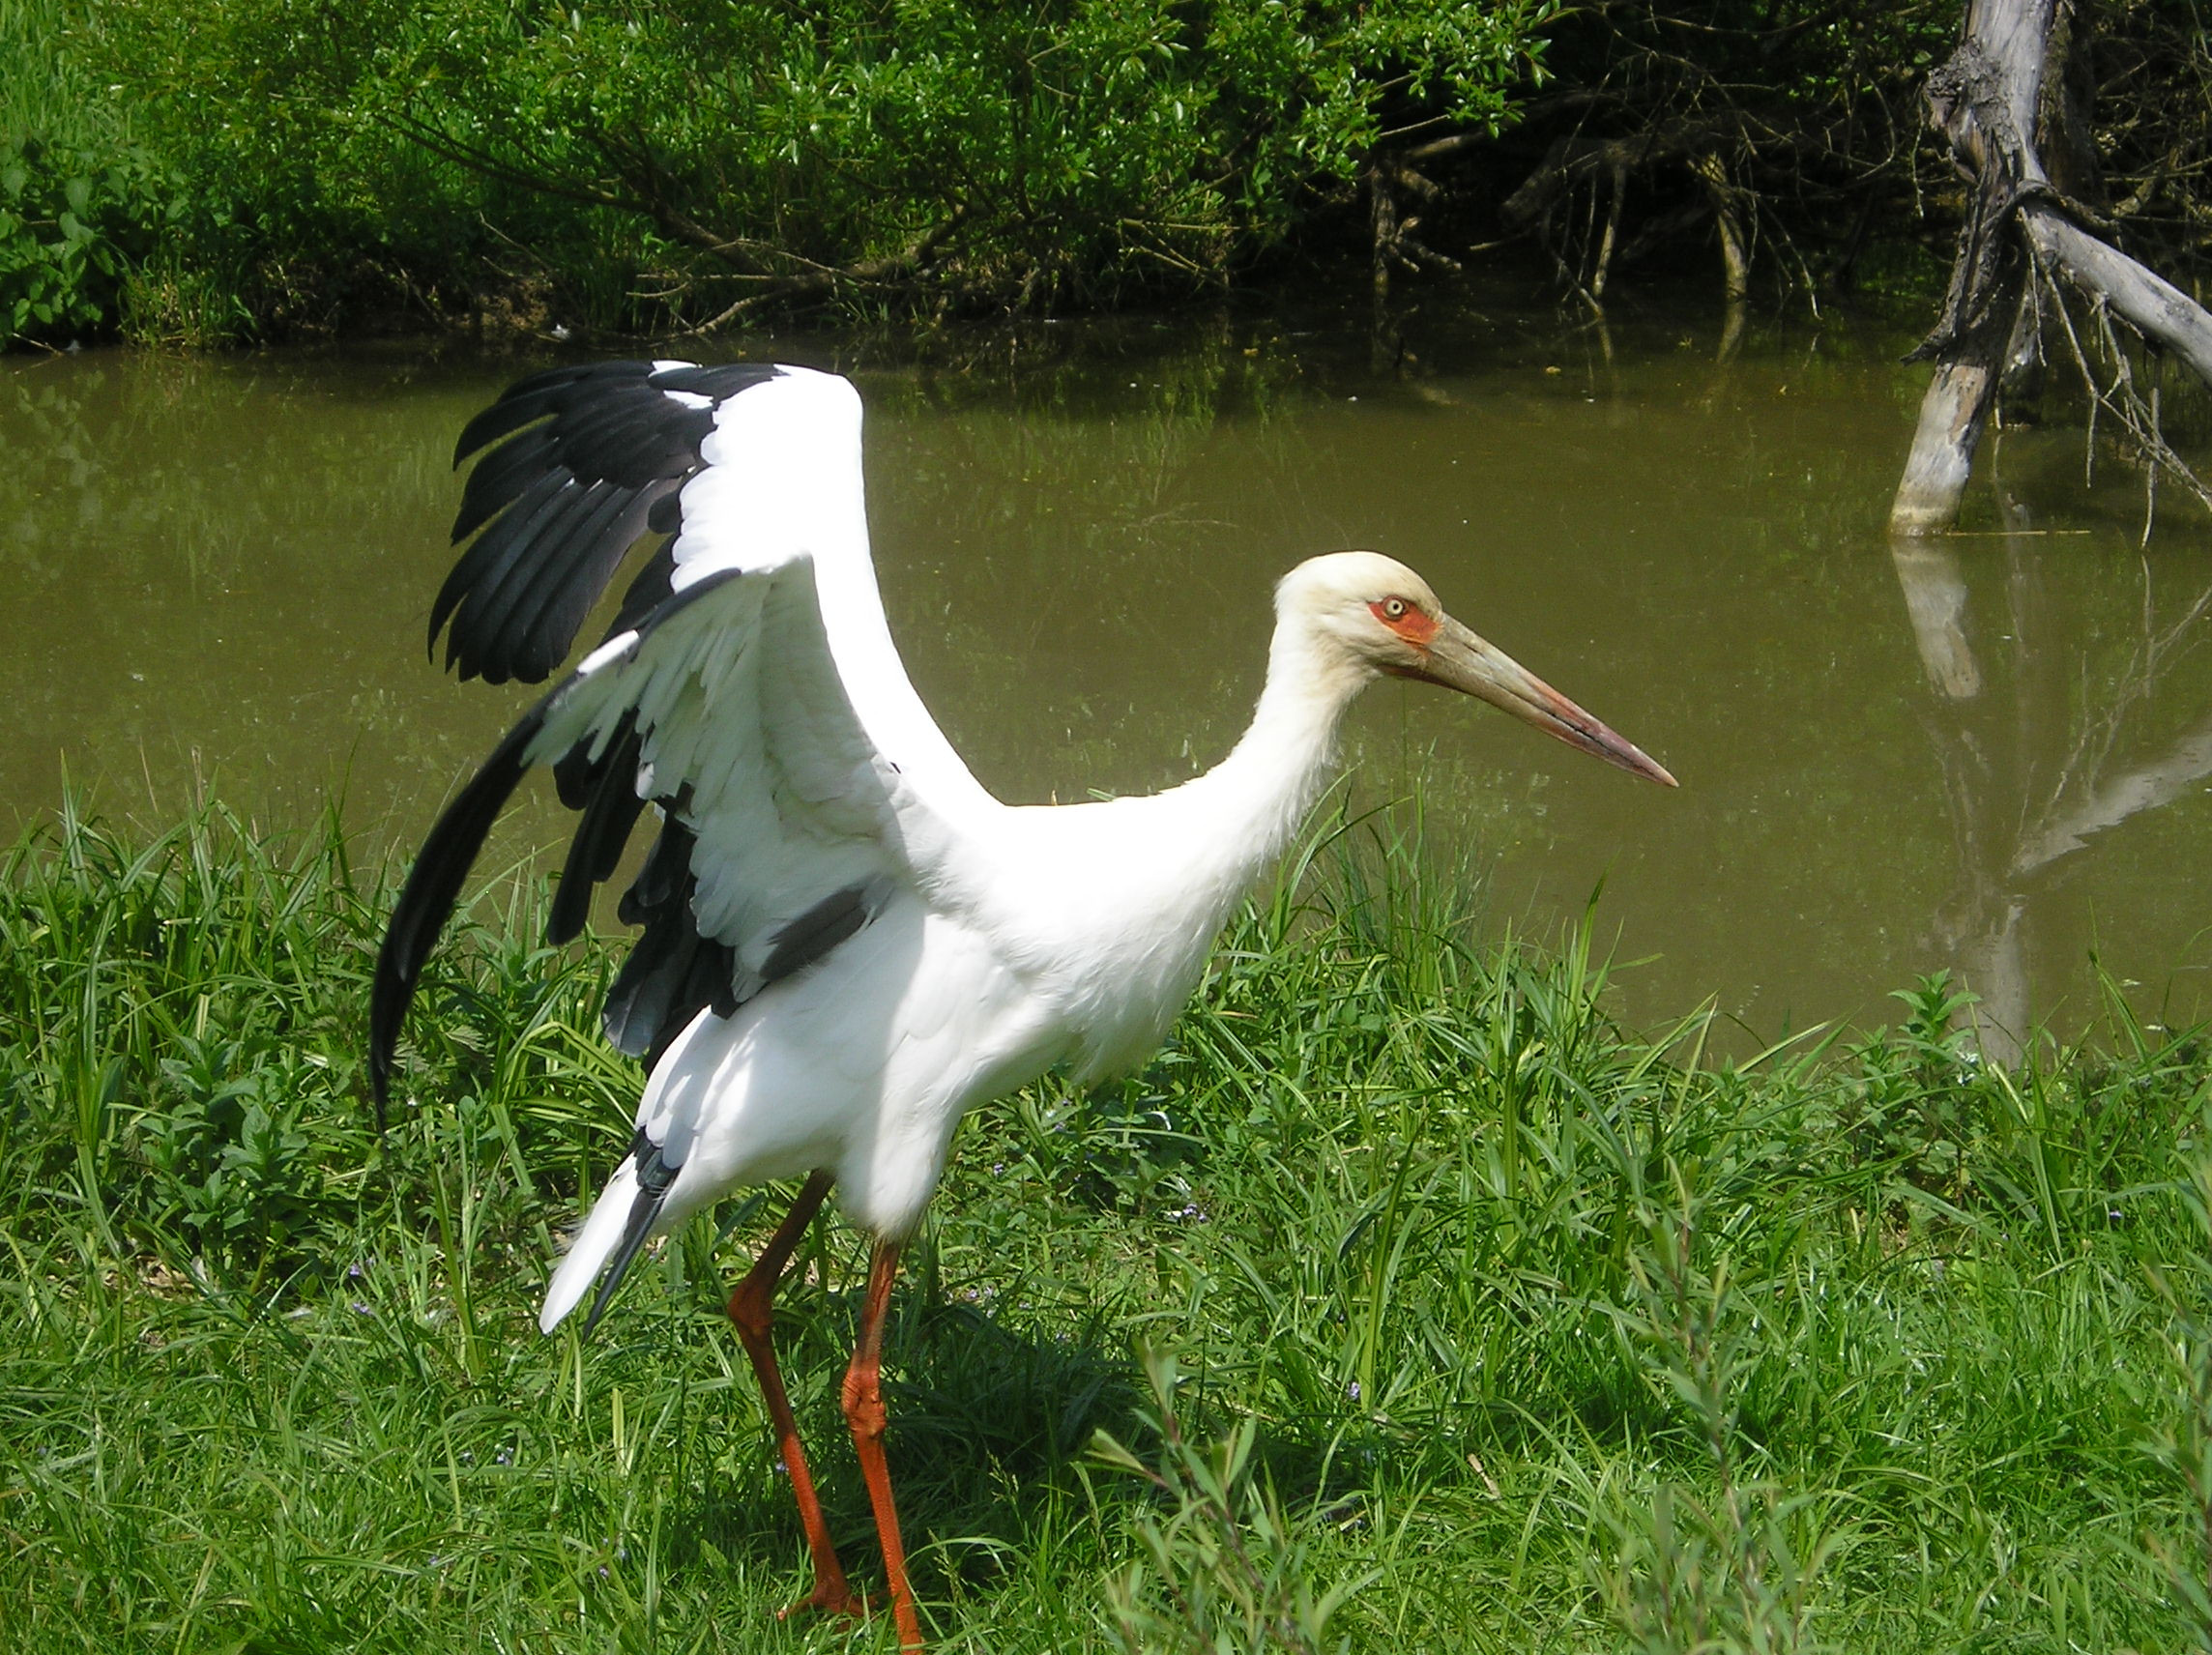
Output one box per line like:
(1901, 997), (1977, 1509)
(1382, 597), (1408, 620)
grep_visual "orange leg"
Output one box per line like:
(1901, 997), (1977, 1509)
(843, 1239), (924, 1651)
(725, 1172), (861, 1619)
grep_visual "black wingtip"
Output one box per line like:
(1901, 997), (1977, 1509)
(434, 361), (778, 689)
(367, 700), (550, 1129)
(368, 1050), (392, 1134)
(451, 361), (662, 468)
(546, 719), (648, 945)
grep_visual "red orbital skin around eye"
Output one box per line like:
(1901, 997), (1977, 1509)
(1369, 598), (1440, 646)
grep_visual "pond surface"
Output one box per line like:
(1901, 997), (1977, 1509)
(8, 302), (2212, 1050)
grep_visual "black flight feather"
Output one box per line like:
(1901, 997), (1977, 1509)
(552, 725), (615, 811)
(603, 921), (729, 1060)
(451, 391), (566, 471)
(665, 943), (742, 1066)
(450, 361), (653, 465)
(445, 467), (585, 643)
(599, 810), (743, 1062)
(373, 566), (748, 1115)
(464, 479), (619, 681)
(593, 413), (709, 488)
(504, 488), (658, 682)
(554, 389), (709, 483)
(521, 486), (673, 665)
(451, 423), (566, 542)
(368, 701), (549, 1122)
(619, 815), (695, 924)
(547, 721), (648, 945)
(653, 362), (781, 401)
(607, 538), (679, 639)
(430, 468), (572, 665)
(430, 361), (785, 686)
(475, 478), (623, 678)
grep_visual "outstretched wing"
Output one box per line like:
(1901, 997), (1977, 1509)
(369, 362), (959, 1115)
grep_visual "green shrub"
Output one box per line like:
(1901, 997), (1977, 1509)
(67, 0), (1556, 338)
(0, 138), (171, 345)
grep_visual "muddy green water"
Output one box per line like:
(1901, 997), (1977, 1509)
(8, 308), (2212, 1049)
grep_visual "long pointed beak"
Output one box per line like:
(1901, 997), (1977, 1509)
(1405, 615), (1677, 787)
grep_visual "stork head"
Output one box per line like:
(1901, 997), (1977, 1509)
(1276, 550), (1676, 787)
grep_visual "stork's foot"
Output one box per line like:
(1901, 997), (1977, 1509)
(778, 1578), (877, 1621)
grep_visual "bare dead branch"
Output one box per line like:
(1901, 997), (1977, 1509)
(2018, 202), (2212, 385)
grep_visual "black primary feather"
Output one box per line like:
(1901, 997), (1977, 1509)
(551, 714), (628, 811)
(617, 812), (693, 922)
(551, 391), (690, 483)
(368, 702), (548, 1122)
(600, 815), (742, 1061)
(452, 424), (565, 542)
(606, 539), (679, 638)
(464, 479), (619, 679)
(431, 359), (780, 685)
(654, 363), (783, 401)
(507, 489), (664, 682)
(547, 719), (648, 945)
(451, 361), (652, 466)
(431, 469), (573, 661)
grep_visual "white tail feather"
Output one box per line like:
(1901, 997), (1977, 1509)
(539, 1162), (642, 1333)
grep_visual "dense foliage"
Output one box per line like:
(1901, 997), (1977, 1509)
(2, 0), (1553, 344)
(5, 801), (2212, 1650)
(7, 0), (2211, 345)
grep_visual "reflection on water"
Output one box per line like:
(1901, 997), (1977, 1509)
(4, 305), (2210, 1043)
(0, 350), (529, 835)
(1891, 430), (2212, 1058)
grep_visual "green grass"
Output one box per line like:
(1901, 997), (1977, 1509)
(5, 798), (2212, 1652)
(0, 0), (112, 146)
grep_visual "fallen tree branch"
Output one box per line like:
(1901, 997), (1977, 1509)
(1891, 0), (2212, 536)
(669, 205), (973, 335)
(2018, 202), (2212, 384)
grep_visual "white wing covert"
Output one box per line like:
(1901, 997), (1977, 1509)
(532, 556), (910, 1002)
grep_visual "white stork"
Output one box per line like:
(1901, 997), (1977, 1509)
(369, 361), (1674, 1650)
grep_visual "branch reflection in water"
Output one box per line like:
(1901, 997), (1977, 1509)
(1892, 429), (2212, 1061)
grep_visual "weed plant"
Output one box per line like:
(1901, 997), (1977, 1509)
(4, 798), (2211, 1650)
(0, 0), (165, 346)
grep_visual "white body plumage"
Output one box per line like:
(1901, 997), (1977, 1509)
(538, 373), (1370, 1326)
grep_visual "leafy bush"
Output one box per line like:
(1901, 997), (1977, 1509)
(0, 138), (168, 344)
(69, 0), (1555, 338)
(137, 1028), (330, 1261)
(1, 0), (147, 343)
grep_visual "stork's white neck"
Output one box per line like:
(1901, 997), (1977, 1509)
(1169, 614), (1373, 892)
